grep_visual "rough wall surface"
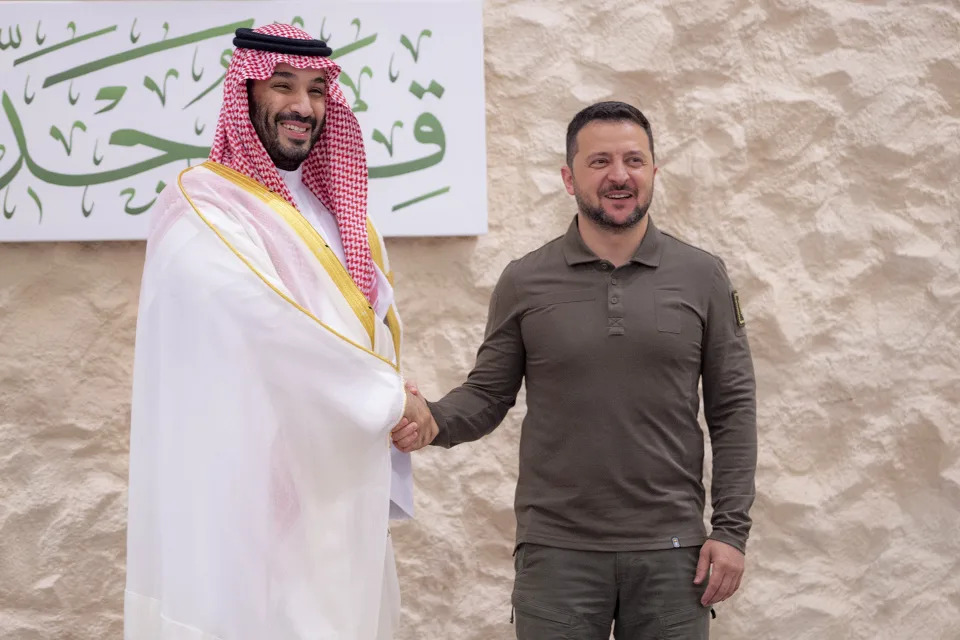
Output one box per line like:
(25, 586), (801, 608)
(1, 0), (959, 638)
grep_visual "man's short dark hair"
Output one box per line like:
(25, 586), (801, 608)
(565, 101), (655, 167)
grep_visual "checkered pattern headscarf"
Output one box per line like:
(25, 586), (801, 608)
(209, 23), (375, 302)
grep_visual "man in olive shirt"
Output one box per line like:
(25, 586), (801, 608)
(393, 101), (757, 639)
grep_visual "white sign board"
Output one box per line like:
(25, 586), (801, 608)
(0, 1), (486, 240)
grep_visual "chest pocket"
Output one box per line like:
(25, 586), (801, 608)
(654, 289), (683, 334)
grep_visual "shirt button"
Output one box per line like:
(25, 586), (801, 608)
(599, 262), (610, 271)
(611, 277), (619, 285)
(611, 296), (619, 304)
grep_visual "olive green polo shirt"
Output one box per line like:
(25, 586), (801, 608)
(429, 216), (757, 553)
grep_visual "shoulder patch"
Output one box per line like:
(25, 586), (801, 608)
(732, 290), (746, 327)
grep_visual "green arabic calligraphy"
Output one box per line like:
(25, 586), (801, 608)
(144, 69), (179, 106)
(2, 92), (209, 189)
(339, 67), (373, 112)
(0, 149), (24, 193)
(81, 185), (93, 217)
(191, 47), (204, 81)
(1, 12), (460, 227)
(0, 25), (23, 50)
(43, 19), (254, 88)
(94, 86), (127, 114)
(3, 188), (15, 219)
(331, 34), (377, 60)
(27, 186), (42, 221)
(120, 179), (165, 215)
(391, 186), (450, 211)
(15, 24), (116, 66)
(49, 121), (87, 156)
(409, 80), (444, 100)
(369, 112), (445, 179)
(372, 121), (403, 157)
(400, 30), (431, 62)
(388, 54), (399, 83)
(183, 48), (232, 110)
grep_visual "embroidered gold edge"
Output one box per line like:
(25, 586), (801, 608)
(201, 160), (377, 347)
(366, 219), (402, 366)
(176, 164), (399, 372)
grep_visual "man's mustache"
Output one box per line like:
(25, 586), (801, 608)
(600, 183), (637, 196)
(275, 112), (317, 128)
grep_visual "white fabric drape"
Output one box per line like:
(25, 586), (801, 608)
(126, 165), (407, 640)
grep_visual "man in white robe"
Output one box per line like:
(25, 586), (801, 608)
(124, 24), (412, 640)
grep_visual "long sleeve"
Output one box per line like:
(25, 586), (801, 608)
(701, 258), (758, 553)
(429, 261), (526, 448)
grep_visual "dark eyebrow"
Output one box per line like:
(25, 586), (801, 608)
(587, 150), (649, 161)
(270, 71), (326, 86)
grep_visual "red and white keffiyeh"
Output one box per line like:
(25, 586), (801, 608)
(209, 23), (375, 301)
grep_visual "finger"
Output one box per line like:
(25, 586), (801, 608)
(391, 417), (410, 433)
(391, 420), (415, 438)
(717, 573), (737, 604)
(405, 381), (421, 395)
(693, 547), (711, 585)
(395, 432), (420, 450)
(731, 572), (743, 598)
(391, 422), (419, 441)
(705, 572), (734, 606)
(397, 437), (424, 453)
(700, 566), (723, 606)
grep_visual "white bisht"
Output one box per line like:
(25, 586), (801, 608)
(125, 161), (409, 640)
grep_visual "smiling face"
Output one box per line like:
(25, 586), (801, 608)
(561, 119), (657, 233)
(248, 63), (327, 171)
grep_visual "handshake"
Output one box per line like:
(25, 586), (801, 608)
(391, 382), (438, 453)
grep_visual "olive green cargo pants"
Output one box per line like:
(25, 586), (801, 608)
(512, 543), (711, 640)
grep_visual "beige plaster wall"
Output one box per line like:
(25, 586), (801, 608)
(1, 0), (959, 638)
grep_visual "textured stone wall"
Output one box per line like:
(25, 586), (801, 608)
(1, 0), (959, 638)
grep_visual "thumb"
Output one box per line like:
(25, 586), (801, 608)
(694, 544), (712, 584)
(405, 381), (421, 395)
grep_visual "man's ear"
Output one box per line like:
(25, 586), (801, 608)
(561, 165), (576, 196)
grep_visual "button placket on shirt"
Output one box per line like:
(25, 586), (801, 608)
(604, 263), (625, 336)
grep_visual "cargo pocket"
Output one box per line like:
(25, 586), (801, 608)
(658, 605), (709, 639)
(513, 543), (526, 574)
(513, 598), (574, 640)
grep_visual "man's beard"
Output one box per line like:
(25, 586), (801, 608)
(575, 184), (653, 233)
(250, 102), (323, 171)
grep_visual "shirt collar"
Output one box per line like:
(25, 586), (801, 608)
(562, 215), (663, 268)
(276, 165), (303, 183)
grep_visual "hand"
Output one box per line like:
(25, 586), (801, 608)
(391, 381), (438, 453)
(694, 539), (745, 606)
